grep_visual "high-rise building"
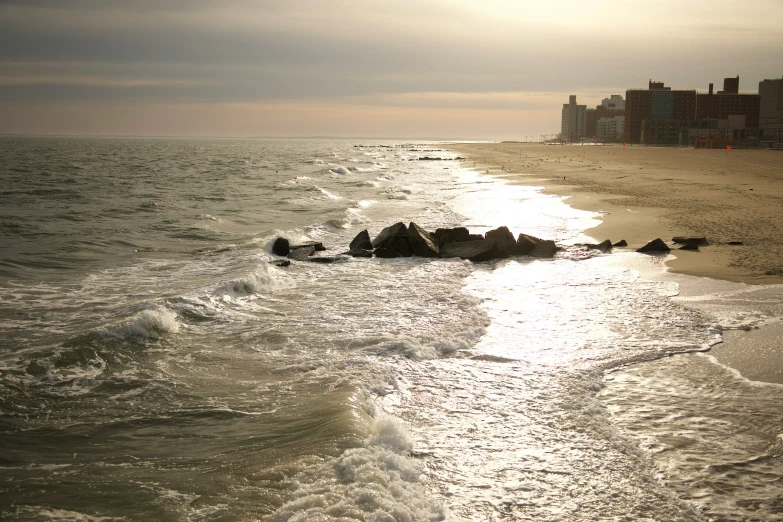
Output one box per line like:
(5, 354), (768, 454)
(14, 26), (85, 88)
(600, 95), (626, 110)
(561, 95), (586, 141)
(595, 95), (625, 129)
(585, 108), (597, 138)
(696, 76), (759, 128)
(625, 81), (696, 144)
(759, 75), (783, 143)
(597, 115), (625, 140)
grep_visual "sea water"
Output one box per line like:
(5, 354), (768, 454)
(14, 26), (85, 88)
(1, 137), (782, 521)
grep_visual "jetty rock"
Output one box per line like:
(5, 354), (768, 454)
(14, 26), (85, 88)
(637, 238), (671, 253)
(485, 226), (517, 258)
(349, 230), (373, 251)
(407, 222), (440, 257)
(272, 237), (290, 256)
(440, 239), (499, 262)
(673, 236), (709, 246)
(516, 233), (560, 258)
(344, 248), (373, 258)
(288, 245), (316, 261)
(434, 227), (472, 247)
(372, 222), (407, 249)
(586, 239), (613, 253)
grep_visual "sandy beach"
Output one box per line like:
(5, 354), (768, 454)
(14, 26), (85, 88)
(448, 142), (783, 384)
(449, 142), (783, 284)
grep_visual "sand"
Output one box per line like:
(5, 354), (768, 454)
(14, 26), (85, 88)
(449, 143), (783, 284)
(447, 142), (783, 385)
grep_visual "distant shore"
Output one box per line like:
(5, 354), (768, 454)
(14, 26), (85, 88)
(447, 142), (783, 285)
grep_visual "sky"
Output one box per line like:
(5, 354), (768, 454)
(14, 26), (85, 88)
(1, 0), (781, 139)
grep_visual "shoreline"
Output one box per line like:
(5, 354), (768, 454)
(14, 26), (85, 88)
(446, 142), (783, 385)
(447, 142), (783, 284)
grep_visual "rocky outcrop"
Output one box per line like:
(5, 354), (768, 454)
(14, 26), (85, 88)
(292, 241), (326, 252)
(349, 230), (373, 251)
(672, 236), (708, 246)
(434, 227), (472, 247)
(372, 222), (407, 249)
(275, 223), (720, 267)
(516, 233), (559, 258)
(586, 239), (613, 253)
(373, 247), (400, 258)
(485, 226), (517, 258)
(440, 239), (499, 262)
(531, 240), (559, 258)
(637, 238), (671, 253)
(515, 234), (538, 256)
(288, 245), (316, 261)
(407, 222), (440, 257)
(307, 255), (348, 263)
(345, 248), (373, 258)
(272, 237), (290, 256)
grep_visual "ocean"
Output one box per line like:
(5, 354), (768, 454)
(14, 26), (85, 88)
(1, 136), (782, 521)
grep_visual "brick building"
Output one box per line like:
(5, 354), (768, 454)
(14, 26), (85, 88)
(625, 81), (696, 144)
(759, 75), (783, 143)
(696, 77), (760, 128)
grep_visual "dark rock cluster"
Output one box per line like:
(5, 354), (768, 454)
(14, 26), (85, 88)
(348, 222), (562, 262)
(270, 225), (724, 266)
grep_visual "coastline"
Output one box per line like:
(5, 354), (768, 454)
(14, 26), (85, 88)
(448, 142), (783, 284)
(447, 142), (783, 385)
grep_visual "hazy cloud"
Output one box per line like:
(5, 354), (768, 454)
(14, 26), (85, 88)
(1, 0), (781, 136)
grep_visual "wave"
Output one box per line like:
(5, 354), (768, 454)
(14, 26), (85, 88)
(98, 307), (180, 340)
(268, 412), (445, 521)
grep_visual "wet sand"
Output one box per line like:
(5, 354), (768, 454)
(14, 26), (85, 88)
(448, 142), (783, 384)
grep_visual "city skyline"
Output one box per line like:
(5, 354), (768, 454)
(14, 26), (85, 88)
(1, 0), (781, 139)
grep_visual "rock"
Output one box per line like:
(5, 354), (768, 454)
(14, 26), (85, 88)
(272, 237), (290, 256)
(514, 233), (539, 256)
(372, 222), (407, 248)
(727, 241), (744, 246)
(672, 236), (708, 246)
(485, 226), (516, 258)
(407, 222), (439, 257)
(612, 240), (628, 247)
(679, 243), (699, 251)
(307, 256), (348, 263)
(468, 234), (485, 241)
(587, 239), (613, 253)
(393, 237), (413, 257)
(344, 248), (373, 258)
(440, 239), (499, 262)
(514, 233), (560, 256)
(270, 260), (291, 267)
(349, 230), (373, 251)
(374, 247), (400, 258)
(434, 227), (471, 247)
(637, 238), (671, 253)
(288, 245), (316, 261)
(531, 240), (559, 258)
(291, 241), (326, 252)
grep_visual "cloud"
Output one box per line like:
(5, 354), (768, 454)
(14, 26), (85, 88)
(0, 0), (781, 136)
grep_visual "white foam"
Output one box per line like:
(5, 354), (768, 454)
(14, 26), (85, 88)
(269, 413), (445, 522)
(315, 186), (342, 200)
(212, 266), (275, 297)
(99, 307), (180, 340)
